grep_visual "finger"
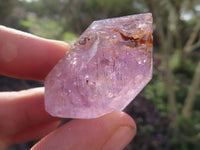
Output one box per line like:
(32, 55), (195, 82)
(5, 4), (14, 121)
(0, 25), (70, 81)
(0, 121), (60, 149)
(0, 87), (59, 137)
(31, 111), (136, 150)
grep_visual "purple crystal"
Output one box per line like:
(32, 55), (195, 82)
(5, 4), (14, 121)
(45, 13), (153, 119)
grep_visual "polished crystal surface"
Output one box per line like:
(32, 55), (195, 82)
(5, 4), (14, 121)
(45, 13), (153, 119)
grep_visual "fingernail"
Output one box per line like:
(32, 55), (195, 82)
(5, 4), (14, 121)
(103, 126), (136, 150)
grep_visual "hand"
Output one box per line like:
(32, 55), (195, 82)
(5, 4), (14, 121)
(0, 26), (136, 150)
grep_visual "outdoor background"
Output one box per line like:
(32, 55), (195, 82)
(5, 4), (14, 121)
(0, 0), (200, 150)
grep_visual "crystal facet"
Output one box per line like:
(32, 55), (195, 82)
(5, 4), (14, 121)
(45, 13), (153, 119)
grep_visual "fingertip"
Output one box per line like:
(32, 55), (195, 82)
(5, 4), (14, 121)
(101, 111), (136, 150)
(48, 40), (71, 52)
(107, 111), (136, 130)
(0, 26), (70, 80)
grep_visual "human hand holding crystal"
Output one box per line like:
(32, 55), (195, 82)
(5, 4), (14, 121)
(0, 26), (136, 150)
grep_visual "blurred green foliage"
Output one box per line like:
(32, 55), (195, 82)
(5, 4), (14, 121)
(0, 0), (200, 150)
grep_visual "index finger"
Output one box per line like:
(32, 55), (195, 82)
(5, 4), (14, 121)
(0, 26), (70, 81)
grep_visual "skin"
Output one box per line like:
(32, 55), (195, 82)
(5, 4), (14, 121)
(0, 26), (136, 150)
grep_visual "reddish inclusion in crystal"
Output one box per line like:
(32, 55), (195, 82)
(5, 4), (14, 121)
(45, 13), (153, 119)
(117, 31), (152, 48)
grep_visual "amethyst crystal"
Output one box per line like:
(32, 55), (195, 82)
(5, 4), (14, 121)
(45, 13), (153, 118)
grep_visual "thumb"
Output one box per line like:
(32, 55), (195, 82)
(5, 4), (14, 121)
(31, 111), (136, 150)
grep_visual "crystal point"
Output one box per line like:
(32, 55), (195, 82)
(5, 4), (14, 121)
(45, 13), (153, 119)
